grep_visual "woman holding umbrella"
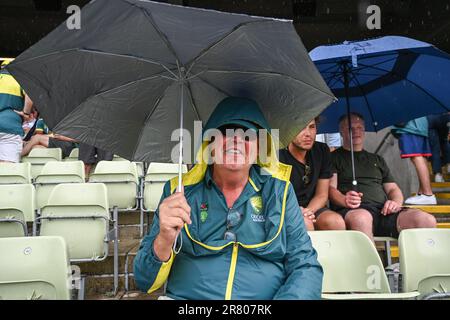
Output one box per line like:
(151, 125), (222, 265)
(134, 97), (323, 300)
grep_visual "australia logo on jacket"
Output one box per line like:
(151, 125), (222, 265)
(250, 195), (265, 222)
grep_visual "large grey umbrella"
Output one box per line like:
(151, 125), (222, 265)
(8, 0), (334, 179)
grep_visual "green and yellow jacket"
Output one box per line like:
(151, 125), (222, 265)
(134, 97), (323, 300)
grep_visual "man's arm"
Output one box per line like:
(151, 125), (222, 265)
(273, 183), (323, 300)
(382, 182), (403, 215)
(307, 178), (330, 213)
(329, 173), (362, 209)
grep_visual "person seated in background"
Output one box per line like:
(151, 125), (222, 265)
(134, 97), (323, 300)
(427, 113), (450, 183)
(78, 142), (114, 178)
(0, 59), (33, 163)
(329, 113), (436, 241)
(21, 117), (78, 158)
(391, 117), (436, 205)
(279, 118), (345, 231)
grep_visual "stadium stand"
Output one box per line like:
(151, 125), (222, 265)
(309, 230), (419, 299)
(399, 229), (450, 299)
(0, 236), (72, 300)
(21, 147), (62, 179)
(36, 183), (119, 296)
(0, 184), (35, 237)
(34, 160), (85, 208)
(0, 162), (32, 184)
(64, 148), (79, 162)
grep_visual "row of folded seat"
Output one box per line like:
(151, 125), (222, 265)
(0, 159), (188, 238)
(20, 148), (145, 179)
(1, 229), (449, 300)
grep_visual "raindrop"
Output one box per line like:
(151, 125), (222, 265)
(409, 22), (413, 28)
(326, 7), (330, 14)
(447, 4), (449, 11)
(427, 10), (431, 16)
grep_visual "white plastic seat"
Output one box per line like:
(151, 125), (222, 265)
(309, 231), (419, 300)
(0, 184), (36, 237)
(64, 148), (79, 162)
(0, 162), (32, 184)
(143, 162), (187, 212)
(21, 148), (62, 179)
(38, 182), (119, 294)
(34, 161), (85, 208)
(0, 236), (72, 300)
(89, 160), (139, 210)
(399, 229), (450, 299)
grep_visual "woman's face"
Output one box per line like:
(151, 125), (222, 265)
(211, 126), (259, 172)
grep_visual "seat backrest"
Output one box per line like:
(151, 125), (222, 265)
(35, 161), (85, 208)
(89, 161), (138, 209)
(40, 183), (109, 261)
(35, 160), (85, 183)
(66, 148), (79, 160)
(21, 148), (63, 178)
(0, 162), (32, 184)
(309, 230), (391, 294)
(144, 162), (187, 211)
(399, 229), (450, 293)
(0, 236), (72, 300)
(113, 155), (127, 161)
(0, 184), (36, 237)
(22, 148), (62, 161)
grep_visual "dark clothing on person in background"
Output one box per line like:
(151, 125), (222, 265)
(427, 113), (450, 174)
(278, 142), (332, 207)
(331, 148), (395, 207)
(78, 142), (113, 164)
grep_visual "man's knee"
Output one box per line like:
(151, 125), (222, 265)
(315, 211), (346, 230)
(345, 209), (373, 229)
(401, 209), (437, 228)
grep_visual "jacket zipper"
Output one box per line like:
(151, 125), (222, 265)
(225, 242), (239, 300)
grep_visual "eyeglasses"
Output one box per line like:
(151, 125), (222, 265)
(224, 209), (242, 242)
(302, 164), (311, 185)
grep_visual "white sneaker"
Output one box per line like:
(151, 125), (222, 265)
(405, 194), (437, 205)
(435, 173), (444, 183)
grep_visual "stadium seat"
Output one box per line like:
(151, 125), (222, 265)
(34, 160), (85, 208)
(0, 184), (36, 237)
(0, 162), (32, 184)
(21, 148), (62, 179)
(142, 162), (188, 212)
(399, 229), (450, 299)
(89, 160), (139, 211)
(0, 236), (72, 300)
(64, 148), (79, 162)
(308, 231), (419, 299)
(37, 183), (119, 294)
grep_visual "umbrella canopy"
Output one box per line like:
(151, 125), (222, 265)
(7, 0), (334, 163)
(310, 36), (450, 133)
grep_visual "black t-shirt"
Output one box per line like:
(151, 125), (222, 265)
(330, 148), (396, 208)
(278, 142), (332, 207)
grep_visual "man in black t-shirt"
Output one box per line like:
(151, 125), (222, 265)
(329, 113), (436, 240)
(279, 118), (345, 231)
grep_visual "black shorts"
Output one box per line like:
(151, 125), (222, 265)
(48, 138), (77, 158)
(78, 142), (113, 165)
(337, 203), (401, 238)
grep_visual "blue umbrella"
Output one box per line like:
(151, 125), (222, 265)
(310, 36), (450, 186)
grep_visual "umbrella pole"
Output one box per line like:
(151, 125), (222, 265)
(173, 80), (185, 254)
(343, 64), (357, 189)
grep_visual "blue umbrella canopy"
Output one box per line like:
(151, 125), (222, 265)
(310, 36), (450, 133)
